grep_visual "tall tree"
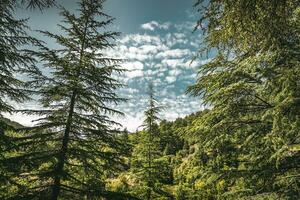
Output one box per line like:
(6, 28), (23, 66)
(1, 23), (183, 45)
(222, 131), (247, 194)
(129, 83), (171, 199)
(3, 0), (133, 199)
(10, 0), (56, 9)
(0, 0), (42, 197)
(0, 0), (39, 119)
(20, 0), (56, 9)
(143, 83), (161, 200)
(188, 0), (300, 199)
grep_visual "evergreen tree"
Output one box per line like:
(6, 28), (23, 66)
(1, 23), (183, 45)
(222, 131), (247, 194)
(12, 0), (56, 9)
(129, 83), (169, 199)
(0, 0), (39, 119)
(143, 83), (161, 200)
(106, 111), (207, 199)
(120, 128), (132, 159)
(0, 0), (42, 197)
(23, 0), (56, 9)
(3, 0), (134, 199)
(159, 120), (184, 156)
(188, 0), (300, 199)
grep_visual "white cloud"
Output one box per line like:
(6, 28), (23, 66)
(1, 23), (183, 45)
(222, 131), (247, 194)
(126, 88), (139, 94)
(141, 21), (158, 31)
(165, 76), (177, 83)
(5, 19), (205, 132)
(139, 44), (167, 54)
(156, 49), (191, 59)
(6, 16), (205, 133)
(164, 33), (189, 47)
(115, 113), (144, 132)
(169, 69), (181, 76)
(141, 21), (171, 31)
(162, 59), (184, 68)
(174, 33), (185, 39)
(123, 61), (144, 71)
(126, 70), (143, 78)
(120, 34), (161, 46)
(174, 21), (195, 32)
(144, 69), (159, 76)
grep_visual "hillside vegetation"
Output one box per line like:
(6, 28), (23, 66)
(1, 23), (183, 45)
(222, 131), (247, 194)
(0, 0), (299, 199)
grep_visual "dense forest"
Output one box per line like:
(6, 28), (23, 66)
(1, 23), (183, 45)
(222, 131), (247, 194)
(0, 0), (300, 199)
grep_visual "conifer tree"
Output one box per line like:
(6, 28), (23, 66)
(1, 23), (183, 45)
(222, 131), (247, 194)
(0, 0), (39, 118)
(6, 0), (56, 10)
(188, 0), (300, 199)
(143, 83), (161, 200)
(0, 1), (42, 197)
(3, 0), (134, 199)
(20, 0), (56, 9)
(129, 83), (170, 199)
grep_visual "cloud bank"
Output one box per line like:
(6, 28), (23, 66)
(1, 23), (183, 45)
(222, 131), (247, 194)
(5, 20), (208, 132)
(108, 20), (208, 131)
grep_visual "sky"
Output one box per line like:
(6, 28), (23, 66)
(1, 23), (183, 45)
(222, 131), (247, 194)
(6, 0), (209, 131)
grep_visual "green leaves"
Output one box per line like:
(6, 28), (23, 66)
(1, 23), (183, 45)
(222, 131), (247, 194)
(186, 0), (300, 199)
(1, 0), (127, 199)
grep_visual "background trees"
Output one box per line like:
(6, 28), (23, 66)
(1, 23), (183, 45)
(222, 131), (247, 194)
(0, 0), (299, 199)
(187, 0), (300, 199)
(128, 83), (167, 199)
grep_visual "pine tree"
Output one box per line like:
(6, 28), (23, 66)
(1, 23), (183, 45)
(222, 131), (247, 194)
(143, 83), (161, 200)
(0, 0), (42, 197)
(120, 128), (132, 158)
(7, 0), (56, 10)
(20, 0), (56, 9)
(0, 0), (39, 118)
(3, 0), (134, 199)
(129, 83), (171, 199)
(187, 0), (300, 199)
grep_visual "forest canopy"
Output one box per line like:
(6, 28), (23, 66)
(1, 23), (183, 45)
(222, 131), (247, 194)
(0, 0), (299, 199)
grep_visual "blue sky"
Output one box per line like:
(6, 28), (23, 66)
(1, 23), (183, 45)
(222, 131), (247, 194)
(8, 0), (209, 131)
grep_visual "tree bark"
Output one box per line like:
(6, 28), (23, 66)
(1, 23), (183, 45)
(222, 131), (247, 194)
(51, 90), (77, 200)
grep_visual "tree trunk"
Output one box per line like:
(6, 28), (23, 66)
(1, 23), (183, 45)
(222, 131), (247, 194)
(51, 90), (77, 200)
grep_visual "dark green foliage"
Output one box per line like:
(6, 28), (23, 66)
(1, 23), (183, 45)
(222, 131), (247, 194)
(107, 110), (203, 199)
(159, 120), (184, 156)
(1, 0), (300, 199)
(0, 0), (39, 114)
(0, 1), (41, 198)
(19, 0), (56, 9)
(2, 0), (129, 199)
(0, 117), (24, 130)
(186, 0), (300, 199)
(132, 83), (165, 200)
